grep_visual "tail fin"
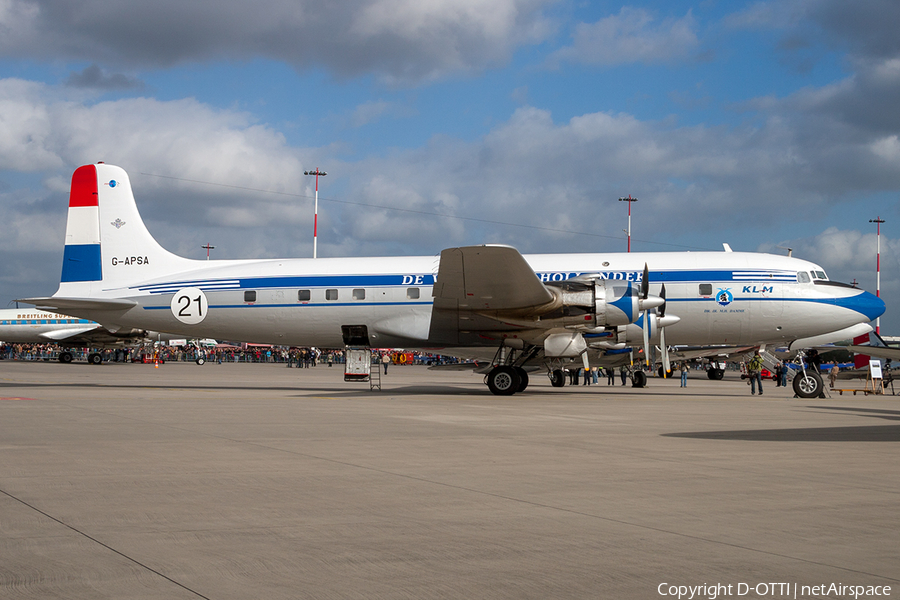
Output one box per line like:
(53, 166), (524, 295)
(58, 163), (195, 295)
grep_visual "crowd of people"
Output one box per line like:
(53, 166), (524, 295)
(0, 342), (467, 368)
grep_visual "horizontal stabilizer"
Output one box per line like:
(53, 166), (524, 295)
(18, 297), (138, 311)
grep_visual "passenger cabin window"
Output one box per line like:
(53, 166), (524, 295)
(244, 290), (257, 303)
(699, 284), (712, 296)
(797, 272), (811, 283)
(352, 289), (365, 300)
(325, 289), (338, 301)
(407, 288), (420, 299)
(298, 290), (311, 301)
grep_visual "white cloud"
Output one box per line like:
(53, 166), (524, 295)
(549, 7), (699, 67)
(758, 227), (899, 300)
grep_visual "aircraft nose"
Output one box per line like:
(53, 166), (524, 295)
(836, 289), (886, 322)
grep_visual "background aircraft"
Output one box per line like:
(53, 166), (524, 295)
(0, 307), (173, 364)
(22, 163), (885, 396)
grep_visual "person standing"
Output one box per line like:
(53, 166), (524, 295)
(780, 361), (789, 388)
(679, 362), (688, 388)
(382, 352), (390, 374)
(607, 367), (616, 385)
(748, 351), (764, 395)
(620, 366), (628, 386)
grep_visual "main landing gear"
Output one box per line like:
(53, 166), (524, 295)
(485, 366), (529, 395)
(483, 344), (540, 395)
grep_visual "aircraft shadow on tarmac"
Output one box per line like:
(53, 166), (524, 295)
(664, 406), (900, 442)
(0, 379), (486, 397)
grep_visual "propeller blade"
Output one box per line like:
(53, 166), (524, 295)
(640, 263), (650, 300)
(660, 326), (670, 376)
(659, 283), (667, 318)
(642, 311), (651, 368)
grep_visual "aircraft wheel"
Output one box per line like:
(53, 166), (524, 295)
(792, 371), (824, 398)
(58, 352), (73, 364)
(515, 367), (529, 392)
(88, 353), (102, 365)
(707, 368), (724, 380)
(196, 358), (205, 365)
(487, 366), (520, 396)
(632, 371), (648, 388)
(549, 369), (565, 387)
(657, 366), (673, 378)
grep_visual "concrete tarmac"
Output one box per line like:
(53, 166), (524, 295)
(1, 360), (897, 599)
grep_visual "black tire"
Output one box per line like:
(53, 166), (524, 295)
(515, 367), (529, 392)
(196, 358), (205, 365)
(88, 353), (102, 365)
(549, 369), (566, 387)
(487, 366), (520, 396)
(792, 371), (824, 398)
(657, 366), (674, 378)
(632, 370), (648, 388)
(707, 368), (724, 380)
(58, 352), (73, 364)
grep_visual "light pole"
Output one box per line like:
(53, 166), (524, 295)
(870, 217), (885, 335)
(618, 195), (638, 252)
(201, 243), (215, 260)
(304, 168), (327, 258)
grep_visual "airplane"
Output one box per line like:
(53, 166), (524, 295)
(0, 307), (166, 363)
(20, 162), (886, 397)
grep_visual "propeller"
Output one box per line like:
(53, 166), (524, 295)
(640, 264), (651, 369)
(659, 283), (671, 377)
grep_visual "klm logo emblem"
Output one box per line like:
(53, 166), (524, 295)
(743, 285), (774, 293)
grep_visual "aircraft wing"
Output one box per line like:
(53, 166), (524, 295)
(847, 346), (900, 362)
(39, 325), (103, 341)
(668, 346), (757, 361)
(432, 245), (554, 310)
(429, 245), (556, 344)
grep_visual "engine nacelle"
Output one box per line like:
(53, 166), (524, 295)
(594, 280), (643, 326)
(541, 279), (658, 328)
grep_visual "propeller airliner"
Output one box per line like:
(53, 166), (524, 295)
(21, 163), (885, 396)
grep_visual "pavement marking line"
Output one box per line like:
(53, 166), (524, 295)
(0, 487), (213, 600)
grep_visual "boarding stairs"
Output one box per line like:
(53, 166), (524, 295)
(369, 361), (382, 390)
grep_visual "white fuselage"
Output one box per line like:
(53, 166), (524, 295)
(62, 250), (881, 350)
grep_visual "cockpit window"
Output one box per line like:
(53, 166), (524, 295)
(814, 270), (827, 280)
(797, 272), (811, 283)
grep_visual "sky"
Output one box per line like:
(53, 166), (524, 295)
(1, 0), (898, 332)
